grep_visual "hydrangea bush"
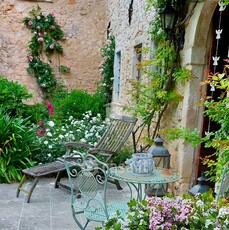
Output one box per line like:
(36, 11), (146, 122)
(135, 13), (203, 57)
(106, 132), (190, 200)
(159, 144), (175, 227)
(97, 190), (229, 230)
(32, 105), (110, 163)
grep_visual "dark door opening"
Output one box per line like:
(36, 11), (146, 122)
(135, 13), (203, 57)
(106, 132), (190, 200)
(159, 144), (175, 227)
(197, 6), (229, 188)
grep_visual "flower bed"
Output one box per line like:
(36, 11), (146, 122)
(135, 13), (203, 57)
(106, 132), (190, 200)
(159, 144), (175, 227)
(97, 190), (229, 230)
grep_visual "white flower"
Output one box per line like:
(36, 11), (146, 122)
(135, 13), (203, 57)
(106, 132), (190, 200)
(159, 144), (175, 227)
(44, 140), (48, 145)
(47, 120), (55, 127)
(59, 134), (64, 139)
(69, 116), (73, 120)
(48, 145), (53, 149)
(47, 153), (52, 157)
(47, 132), (52, 137)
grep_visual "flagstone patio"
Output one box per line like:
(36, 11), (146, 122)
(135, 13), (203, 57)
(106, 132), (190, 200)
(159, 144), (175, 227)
(0, 177), (132, 230)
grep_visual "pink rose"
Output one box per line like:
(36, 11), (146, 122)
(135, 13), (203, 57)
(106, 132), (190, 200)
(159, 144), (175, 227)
(28, 56), (33, 62)
(38, 37), (43, 42)
(28, 21), (32, 26)
(50, 25), (55, 30)
(49, 44), (54, 49)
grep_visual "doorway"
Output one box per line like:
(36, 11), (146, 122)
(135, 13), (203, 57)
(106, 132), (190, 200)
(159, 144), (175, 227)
(197, 5), (229, 187)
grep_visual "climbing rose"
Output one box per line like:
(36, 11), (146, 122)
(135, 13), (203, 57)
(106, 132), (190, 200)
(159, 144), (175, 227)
(28, 56), (33, 62)
(38, 37), (43, 42)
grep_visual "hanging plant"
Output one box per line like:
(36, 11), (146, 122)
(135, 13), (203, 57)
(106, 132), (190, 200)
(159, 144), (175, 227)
(23, 5), (69, 97)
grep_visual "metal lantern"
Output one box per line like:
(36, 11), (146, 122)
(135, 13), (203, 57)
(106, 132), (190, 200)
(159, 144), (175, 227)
(189, 172), (211, 196)
(148, 136), (171, 169)
(146, 136), (171, 197)
(159, 0), (176, 39)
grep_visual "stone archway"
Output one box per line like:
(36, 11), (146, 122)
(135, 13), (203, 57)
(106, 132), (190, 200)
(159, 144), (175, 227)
(177, 0), (218, 192)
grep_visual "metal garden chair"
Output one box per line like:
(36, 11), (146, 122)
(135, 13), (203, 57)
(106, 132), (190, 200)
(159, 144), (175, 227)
(64, 152), (128, 230)
(216, 162), (229, 201)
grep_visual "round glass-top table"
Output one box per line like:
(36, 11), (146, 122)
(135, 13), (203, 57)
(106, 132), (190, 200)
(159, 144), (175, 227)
(109, 166), (180, 201)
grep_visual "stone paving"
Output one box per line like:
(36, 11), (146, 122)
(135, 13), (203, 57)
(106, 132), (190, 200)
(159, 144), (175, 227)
(0, 177), (132, 230)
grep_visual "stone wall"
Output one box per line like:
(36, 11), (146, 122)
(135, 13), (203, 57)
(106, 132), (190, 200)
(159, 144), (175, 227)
(0, 0), (107, 103)
(107, 0), (155, 113)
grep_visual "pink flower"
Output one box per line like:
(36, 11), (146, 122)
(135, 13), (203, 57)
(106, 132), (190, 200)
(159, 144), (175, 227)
(49, 44), (54, 49)
(28, 21), (32, 26)
(51, 10), (55, 16)
(46, 103), (54, 115)
(49, 108), (54, 115)
(37, 129), (45, 137)
(28, 56), (33, 62)
(39, 121), (45, 126)
(38, 37), (43, 42)
(46, 103), (53, 109)
(50, 25), (55, 30)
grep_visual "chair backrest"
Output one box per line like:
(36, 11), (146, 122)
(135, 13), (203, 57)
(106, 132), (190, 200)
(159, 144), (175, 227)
(64, 152), (111, 229)
(93, 114), (137, 156)
(216, 162), (229, 201)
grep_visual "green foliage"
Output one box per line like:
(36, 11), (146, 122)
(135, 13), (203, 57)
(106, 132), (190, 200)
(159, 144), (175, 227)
(0, 76), (32, 117)
(22, 103), (47, 124)
(53, 89), (106, 121)
(164, 128), (207, 147)
(112, 144), (134, 165)
(58, 65), (70, 73)
(23, 5), (69, 97)
(98, 35), (115, 104)
(222, 0), (229, 5)
(0, 109), (36, 183)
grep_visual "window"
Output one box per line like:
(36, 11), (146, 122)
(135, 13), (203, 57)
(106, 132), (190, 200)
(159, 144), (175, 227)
(113, 51), (121, 101)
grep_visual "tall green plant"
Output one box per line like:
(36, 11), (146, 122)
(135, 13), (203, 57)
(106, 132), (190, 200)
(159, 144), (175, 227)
(0, 109), (36, 183)
(127, 1), (191, 152)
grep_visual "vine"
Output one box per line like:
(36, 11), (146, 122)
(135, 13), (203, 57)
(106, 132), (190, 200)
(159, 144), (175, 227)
(127, 0), (191, 152)
(23, 5), (69, 97)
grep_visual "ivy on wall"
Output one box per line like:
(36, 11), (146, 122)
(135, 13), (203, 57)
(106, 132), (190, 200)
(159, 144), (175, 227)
(23, 5), (69, 97)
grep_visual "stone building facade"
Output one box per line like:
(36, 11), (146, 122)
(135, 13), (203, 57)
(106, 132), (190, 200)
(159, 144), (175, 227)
(108, 0), (225, 194)
(0, 0), (107, 103)
(0, 0), (225, 194)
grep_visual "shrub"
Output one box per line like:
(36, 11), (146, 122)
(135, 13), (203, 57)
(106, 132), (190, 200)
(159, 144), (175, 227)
(32, 110), (109, 164)
(0, 76), (32, 117)
(112, 144), (134, 165)
(52, 89), (106, 121)
(0, 109), (36, 183)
